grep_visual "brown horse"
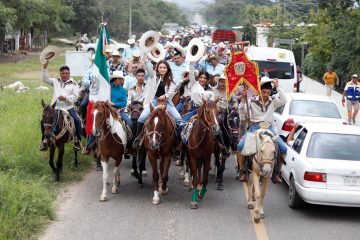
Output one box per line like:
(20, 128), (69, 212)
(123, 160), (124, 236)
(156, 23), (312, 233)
(143, 99), (176, 205)
(92, 101), (127, 202)
(187, 99), (219, 209)
(41, 100), (79, 181)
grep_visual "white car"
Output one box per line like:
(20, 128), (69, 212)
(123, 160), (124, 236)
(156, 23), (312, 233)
(282, 123), (360, 208)
(273, 93), (346, 139)
(80, 39), (129, 54)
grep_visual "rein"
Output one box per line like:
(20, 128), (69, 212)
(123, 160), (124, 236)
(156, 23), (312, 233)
(188, 106), (213, 150)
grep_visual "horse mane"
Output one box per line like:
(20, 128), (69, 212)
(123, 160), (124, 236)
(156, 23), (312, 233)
(105, 102), (120, 120)
(131, 100), (143, 106)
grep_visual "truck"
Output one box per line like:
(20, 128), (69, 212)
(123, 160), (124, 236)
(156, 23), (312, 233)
(211, 29), (237, 44)
(79, 39), (129, 54)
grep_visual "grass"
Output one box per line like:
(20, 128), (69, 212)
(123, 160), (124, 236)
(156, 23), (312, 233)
(0, 50), (92, 240)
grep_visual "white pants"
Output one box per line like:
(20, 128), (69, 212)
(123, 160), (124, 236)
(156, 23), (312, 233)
(326, 84), (334, 96)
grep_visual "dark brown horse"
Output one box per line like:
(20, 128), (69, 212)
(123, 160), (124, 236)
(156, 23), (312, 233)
(92, 101), (127, 202)
(187, 99), (219, 209)
(41, 100), (79, 181)
(144, 99), (176, 205)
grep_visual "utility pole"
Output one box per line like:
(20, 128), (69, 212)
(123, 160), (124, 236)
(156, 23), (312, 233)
(129, 0), (132, 38)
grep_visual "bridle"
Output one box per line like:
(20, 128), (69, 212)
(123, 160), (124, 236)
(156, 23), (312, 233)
(253, 132), (276, 176)
(144, 114), (165, 150)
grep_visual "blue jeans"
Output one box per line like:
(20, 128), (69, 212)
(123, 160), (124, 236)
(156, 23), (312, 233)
(176, 98), (185, 112)
(237, 124), (287, 155)
(68, 108), (82, 140)
(118, 109), (133, 129)
(138, 99), (182, 124)
(80, 94), (89, 110)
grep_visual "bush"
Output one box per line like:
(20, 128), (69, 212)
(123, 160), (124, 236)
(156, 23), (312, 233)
(303, 52), (326, 81)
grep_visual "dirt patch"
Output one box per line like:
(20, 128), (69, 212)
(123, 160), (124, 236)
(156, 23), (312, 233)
(0, 52), (39, 64)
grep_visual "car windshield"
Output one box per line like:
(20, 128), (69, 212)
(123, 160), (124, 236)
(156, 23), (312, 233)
(255, 60), (294, 79)
(290, 100), (341, 118)
(307, 133), (360, 160)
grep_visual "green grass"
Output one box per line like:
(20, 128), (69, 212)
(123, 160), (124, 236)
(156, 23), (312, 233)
(0, 52), (92, 240)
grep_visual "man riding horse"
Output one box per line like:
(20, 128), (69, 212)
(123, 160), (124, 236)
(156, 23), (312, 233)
(40, 61), (82, 151)
(237, 77), (287, 183)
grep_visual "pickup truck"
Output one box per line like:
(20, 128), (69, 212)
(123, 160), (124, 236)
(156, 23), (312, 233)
(79, 39), (129, 54)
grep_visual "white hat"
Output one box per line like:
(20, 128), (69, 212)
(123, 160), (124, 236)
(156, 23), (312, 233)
(260, 76), (272, 85)
(105, 47), (112, 53)
(112, 50), (121, 57)
(219, 42), (226, 48)
(39, 45), (60, 64)
(219, 74), (226, 80)
(110, 71), (124, 81)
(132, 50), (141, 58)
(352, 74), (358, 78)
(127, 38), (136, 45)
(175, 35), (181, 39)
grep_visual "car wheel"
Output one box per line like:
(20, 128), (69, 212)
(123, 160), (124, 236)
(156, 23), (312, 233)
(88, 48), (95, 54)
(288, 176), (304, 209)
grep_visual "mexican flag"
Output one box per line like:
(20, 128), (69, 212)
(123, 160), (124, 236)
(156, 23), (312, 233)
(85, 23), (111, 135)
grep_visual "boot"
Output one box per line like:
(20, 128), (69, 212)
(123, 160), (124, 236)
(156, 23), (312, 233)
(215, 131), (230, 158)
(273, 154), (285, 183)
(132, 122), (144, 149)
(73, 136), (82, 150)
(83, 135), (96, 155)
(39, 139), (48, 151)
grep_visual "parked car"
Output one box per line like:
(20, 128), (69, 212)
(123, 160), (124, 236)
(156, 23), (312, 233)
(272, 93), (346, 139)
(282, 123), (360, 208)
(79, 39), (129, 54)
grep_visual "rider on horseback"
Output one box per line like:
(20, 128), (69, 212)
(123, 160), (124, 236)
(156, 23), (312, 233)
(212, 75), (238, 158)
(40, 62), (82, 151)
(237, 77), (287, 183)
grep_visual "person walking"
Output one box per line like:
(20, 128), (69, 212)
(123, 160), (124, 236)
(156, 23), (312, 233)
(342, 74), (360, 125)
(323, 66), (339, 96)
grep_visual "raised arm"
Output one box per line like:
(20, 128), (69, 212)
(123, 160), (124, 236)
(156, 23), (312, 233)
(144, 59), (155, 79)
(42, 61), (54, 86)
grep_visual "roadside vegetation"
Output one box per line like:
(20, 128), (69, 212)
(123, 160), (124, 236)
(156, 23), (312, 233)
(0, 53), (91, 240)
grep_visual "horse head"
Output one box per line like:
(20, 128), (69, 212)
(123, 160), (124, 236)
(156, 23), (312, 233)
(200, 99), (220, 132)
(41, 99), (57, 139)
(92, 101), (109, 137)
(128, 101), (144, 120)
(227, 109), (241, 150)
(146, 103), (167, 149)
(256, 130), (277, 175)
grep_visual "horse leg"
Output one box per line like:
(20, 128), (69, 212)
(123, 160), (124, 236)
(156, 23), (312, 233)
(247, 172), (254, 209)
(149, 154), (160, 205)
(199, 158), (210, 200)
(100, 160), (109, 202)
(131, 155), (137, 177)
(252, 171), (261, 223)
(137, 149), (147, 187)
(259, 176), (269, 219)
(214, 148), (220, 181)
(235, 152), (242, 180)
(217, 157), (226, 190)
(189, 154), (199, 209)
(179, 144), (186, 180)
(112, 159), (121, 194)
(159, 154), (171, 195)
(73, 147), (79, 168)
(48, 145), (56, 173)
(55, 146), (64, 182)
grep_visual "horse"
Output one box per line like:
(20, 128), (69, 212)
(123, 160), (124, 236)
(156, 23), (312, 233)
(92, 101), (127, 202)
(143, 99), (176, 205)
(246, 128), (277, 223)
(213, 108), (241, 190)
(127, 100), (147, 185)
(41, 100), (79, 181)
(187, 99), (219, 209)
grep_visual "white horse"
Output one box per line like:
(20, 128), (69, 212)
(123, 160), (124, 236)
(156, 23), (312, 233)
(246, 128), (277, 223)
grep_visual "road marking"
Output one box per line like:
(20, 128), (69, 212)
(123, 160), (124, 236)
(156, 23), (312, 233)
(242, 182), (270, 240)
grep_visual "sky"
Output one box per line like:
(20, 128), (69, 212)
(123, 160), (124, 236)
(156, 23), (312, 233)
(165, 0), (214, 10)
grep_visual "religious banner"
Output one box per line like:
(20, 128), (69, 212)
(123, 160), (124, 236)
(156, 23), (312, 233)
(225, 46), (260, 98)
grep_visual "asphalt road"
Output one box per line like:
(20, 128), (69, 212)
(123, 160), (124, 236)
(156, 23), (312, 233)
(40, 153), (360, 240)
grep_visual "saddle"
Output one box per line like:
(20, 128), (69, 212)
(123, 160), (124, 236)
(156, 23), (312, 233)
(52, 109), (75, 142)
(180, 114), (198, 143)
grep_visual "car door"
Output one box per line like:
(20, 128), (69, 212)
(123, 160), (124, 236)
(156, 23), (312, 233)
(273, 104), (286, 134)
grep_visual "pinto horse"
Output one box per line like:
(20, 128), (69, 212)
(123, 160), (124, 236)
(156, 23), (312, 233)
(187, 99), (219, 209)
(247, 128), (277, 223)
(213, 109), (241, 190)
(41, 100), (79, 181)
(143, 99), (176, 205)
(92, 101), (127, 202)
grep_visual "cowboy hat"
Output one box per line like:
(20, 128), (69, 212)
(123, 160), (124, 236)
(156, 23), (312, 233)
(39, 45), (60, 64)
(219, 74), (226, 80)
(208, 54), (219, 61)
(147, 43), (165, 63)
(105, 47), (112, 53)
(112, 50), (121, 57)
(260, 76), (272, 85)
(110, 70), (124, 81)
(172, 43), (186, 57)
(127, 38), (136, 45)
(132, 50), (141, 58)
(186, 38), (205, 63)
(139, 31), (159, 54)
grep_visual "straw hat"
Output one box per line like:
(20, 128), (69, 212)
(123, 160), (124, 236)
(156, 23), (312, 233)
(39, 46), (60, 64)
(132, 50), (141, 58)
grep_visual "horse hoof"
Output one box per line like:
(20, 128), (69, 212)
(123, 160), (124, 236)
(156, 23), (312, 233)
(235, 176), (239, 180)
(112, 188), (119, 194)
(54, 175), (60, 182)
(100, 196), (108, 202)
(190, 202), (198, 209)
(248, 203), (254, 209)
(183, 180), (190, 186)
(254, 217), (261, 223)
(217, 184), (224, 191)
(96, 166), (102, 171)
(159, 187), (168, 195)
(130, 169), (135, 176)
(152, 199), (160, 205)
(260, 213), (265, 219)
(142, 171), (147, 177)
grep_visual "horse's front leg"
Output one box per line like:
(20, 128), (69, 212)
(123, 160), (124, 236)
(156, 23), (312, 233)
(217, 157), (226, 190)
(259, 175), (269, 219)
(100, 159), (109, 202)
(252, 171), (261, 223)
(48, 145), (56, 173)
(148, 152), (160, 205)
(198, 156), (211, 200)
(247, 173), (254, 209)
(189, 154), (199, 209)
(112, 159), (121, 194)
(73, 147), (79, 168)
(179, 144), (186, 180)
(55, 146), (64, 182)
(159, 153), (171, 195)
(213, 148), (220, 179)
